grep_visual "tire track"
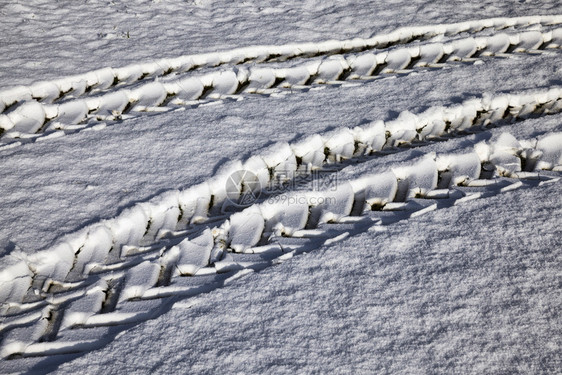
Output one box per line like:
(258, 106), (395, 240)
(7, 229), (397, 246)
(1, 16), (562, 372)
(2, 86), (562, 316)
(1, 15), (559, 111)
(1, 23), (562, 147)
(1, 132), (560, 373)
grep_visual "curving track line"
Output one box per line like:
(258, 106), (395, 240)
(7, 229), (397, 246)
(1, 19), (562, 147)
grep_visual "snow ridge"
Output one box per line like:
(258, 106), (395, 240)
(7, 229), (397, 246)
(1, 21), (562, 146)
(1, 86), (562, 308)
(2, 15), (560, 107)
(0, 131), (560, 369)
(1, 15), (562, 372)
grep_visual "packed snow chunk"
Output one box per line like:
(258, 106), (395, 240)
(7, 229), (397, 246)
(94, 68), (117, 90)
(28, 242), (75, 284)
(0, 114), (14, 132)
(316, 57), (348, 82)
(114, 65), (144, 84)
(0, 260), (33, 304)
(228, 206), (265, 252)
(261, 199), (309, 236)
(317, 39), (344, 54)
(30, 81), (61, 103)
(208, 160), (245, 209)
(418, 43), (444, 65)
(222, 168), (264, 210)
(508, 93), (537, 118)
(56, 77), (77, 94)
(450, 38), (478, 59)
(248, 68), (277, 90)
(436, 152), (481, 186)
(173, 229), (214, 276)
(417, 106), (447, 138)
(291, 134), (325, 170)
(485, 94), (510, 123)
(1, 310), (50, 357)
(353, 120), (386, 153)
(323, 128), (355, 162)
(56, 100), (89, 124)
(393, 156), (438, 198)
(344, 37), (368, 51)
(483, 33), (511, 55)
(119, 261), (160, 301)
(173, 77), (204, 100)
(177, 182), (212, 226)
(385, 111), (419, 146)
(145, 191), (181, 239)
(396, 28), (414, 43)
(364, 172), (398, 208)
(444, 100), (481, 131)
(489, 133), (522, 175)
(60, 281), (107, 328)
(140, 62), (166, 77)
(349, 53), (376, 77)
(7, 101), (46, 133)
(243, 156), (270, 193)
(75, 224), (113, 274)
(130, 82), (168, 108)
(308, 182), (354, 226)
(534, 88), (562, 113)
(96, 91), (130, 116)
(383, 49), (411, 71)
(535, 133), (562, 170)
(261, 142), (297, 180)
(65, 79), (87, 97)
(281, 66), (312, 86)
(515, 31), (544, 51)
(548, 28), (562, 47)
(0, 86), (32, 109)
(211, 71), (240, 95)
(235, 46), (269, 63)
(109, 205), (150, 252)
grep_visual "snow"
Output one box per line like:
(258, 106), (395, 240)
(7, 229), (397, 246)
(0, 0), (561, 373)
(55, 179), (562, 375)
(167, 229), (214, 277)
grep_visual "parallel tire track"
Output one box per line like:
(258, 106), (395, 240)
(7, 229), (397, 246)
(0, 133), (560, 372)
(1, 16), (562, 373)
(1, 23), (562, 146)
(2, 86), (562, 312)
(1, 15), (560, 112)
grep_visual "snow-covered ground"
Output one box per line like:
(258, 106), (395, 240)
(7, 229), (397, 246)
(0, 1), (561, 374)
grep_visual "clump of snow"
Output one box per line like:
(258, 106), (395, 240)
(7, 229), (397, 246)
(489, 133), (523, 175)
(228, 206), (265, 252)
(393, 155), (438, 198)
(261, 199), (309, 237)
(535, 133), (562, 170)
(108, 205), (150, 255)
(119, 261), (160, 301)
(130, 82), (168, 109)
(436, 152), (481, 187)
(353, 120), (386, 153)
(362, 172), (399, 210)
(291, 134), (325, 171)
(165, 229), (214, 277)
(7, 101), (46, 134)
(323, 128), (355, 162)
